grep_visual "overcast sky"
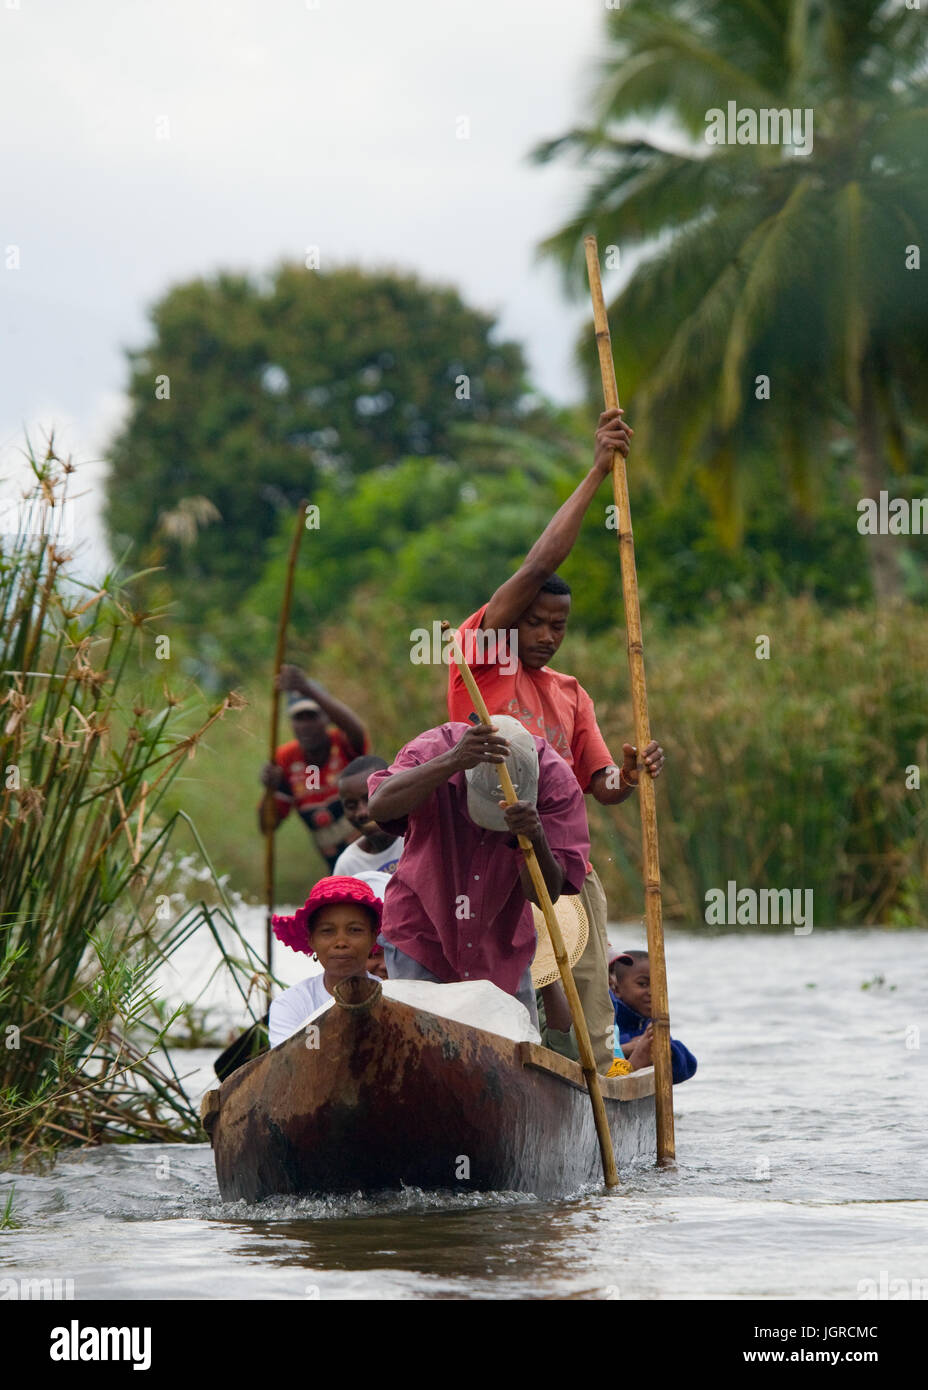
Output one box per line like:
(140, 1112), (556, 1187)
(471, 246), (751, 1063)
(1, 0), (622, 575)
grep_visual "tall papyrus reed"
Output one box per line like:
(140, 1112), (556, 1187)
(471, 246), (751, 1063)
(0, 444), (259, 1158)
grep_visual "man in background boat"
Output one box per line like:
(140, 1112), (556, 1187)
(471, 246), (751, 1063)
(367, 715), (589, 1024)
(447, 408), (664, 1073)
(259, 664), (369, 872)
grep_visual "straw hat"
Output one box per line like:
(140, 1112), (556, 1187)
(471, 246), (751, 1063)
(530, 894), (589, 987)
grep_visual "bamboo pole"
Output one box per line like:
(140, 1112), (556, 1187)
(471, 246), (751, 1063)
(583, 235), (675, 1164)
(444, 623), (620, 1190)
(262, 501), (309, 1006)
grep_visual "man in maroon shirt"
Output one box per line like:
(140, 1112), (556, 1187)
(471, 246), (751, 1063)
(367, 717), (589, 1023)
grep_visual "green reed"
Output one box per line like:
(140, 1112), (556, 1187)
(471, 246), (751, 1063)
(0, 445), (262, 1158)
(573, 599), (928, 927)
(0, 1184), (17, 1228)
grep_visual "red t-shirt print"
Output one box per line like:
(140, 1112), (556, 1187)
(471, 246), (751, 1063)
(272, 729), (363, 812)
(267, 727), (368, 859)
(446, 604), (614, 793)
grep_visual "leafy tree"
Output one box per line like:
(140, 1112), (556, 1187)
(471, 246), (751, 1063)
(243, 418), (877, 683)
(247, 422), (583, 644)
(105, 265), (530, 627)
(533, 0), (928, 602)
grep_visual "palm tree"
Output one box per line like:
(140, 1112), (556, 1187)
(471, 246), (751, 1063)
(534, 0), (928, 601)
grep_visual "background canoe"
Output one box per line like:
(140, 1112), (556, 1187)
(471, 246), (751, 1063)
(203, 990), (655, 1201)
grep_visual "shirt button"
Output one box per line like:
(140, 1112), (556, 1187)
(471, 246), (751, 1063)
(464, 972), (469, 978)
(474, 874), (480, 880)
(467, 942), (472, 948)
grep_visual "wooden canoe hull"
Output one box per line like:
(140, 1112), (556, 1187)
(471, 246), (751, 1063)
(205, 991), (656, 1202)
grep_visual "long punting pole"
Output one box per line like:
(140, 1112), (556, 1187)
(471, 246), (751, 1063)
(262, 500), (309, 1007)
(584, 235), (675, 1165)
(446, 625), (620, 1190)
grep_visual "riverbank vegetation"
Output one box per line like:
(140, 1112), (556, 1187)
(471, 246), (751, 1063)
(0, 450), (258, 1160)
(102, 262), (928, 689)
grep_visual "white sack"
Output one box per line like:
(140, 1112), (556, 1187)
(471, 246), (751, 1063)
(382, 978), (541, 1045)
(294, 977), (540, 1045)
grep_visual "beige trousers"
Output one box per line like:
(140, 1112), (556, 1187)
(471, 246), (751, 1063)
(574, 865), (615, 1074)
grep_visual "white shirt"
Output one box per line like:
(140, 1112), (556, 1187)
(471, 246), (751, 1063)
(333, 835), (404, 878)
(268, 971), (380, 1048)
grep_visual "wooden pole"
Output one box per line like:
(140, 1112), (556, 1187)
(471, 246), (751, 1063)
(583, 235), (675, 1164)
(262, 500), (309, 1007)
(444, 623), (620, 1190)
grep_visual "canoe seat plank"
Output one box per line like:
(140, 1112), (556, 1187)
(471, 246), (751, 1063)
(518, 1043), (655, 1100)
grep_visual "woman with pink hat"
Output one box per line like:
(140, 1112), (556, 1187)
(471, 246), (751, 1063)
(268, 876), (384, 1047)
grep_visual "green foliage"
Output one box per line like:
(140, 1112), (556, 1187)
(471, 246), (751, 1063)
(105, 265), (530, 629)
(149, 1000), (224, 1048)
(239, 417), (879, 681)
(577, 599), (928, 927)
(245, 421), (579, 646)
(0, 448), (264, 1157)
(534, 0), (928, 598)
(0, 1184), (18, 1230)
(571, 447), (878, 629)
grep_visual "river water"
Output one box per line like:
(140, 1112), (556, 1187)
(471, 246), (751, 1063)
(1, 917), (925, 1301)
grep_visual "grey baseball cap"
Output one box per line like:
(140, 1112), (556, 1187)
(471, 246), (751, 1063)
(465, 715), (539, 832)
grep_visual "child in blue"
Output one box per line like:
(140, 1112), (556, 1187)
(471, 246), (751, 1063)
(609, 950), (696, 1083)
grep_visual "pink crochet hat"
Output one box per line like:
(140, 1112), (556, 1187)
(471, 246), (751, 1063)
(271, 875), (384, 956)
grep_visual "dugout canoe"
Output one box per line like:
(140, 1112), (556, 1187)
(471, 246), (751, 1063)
(201, 977), (655, 1201)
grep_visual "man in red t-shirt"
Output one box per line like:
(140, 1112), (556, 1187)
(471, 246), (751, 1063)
(447, 408), (664, 1072)
(259, 664), (369, 871)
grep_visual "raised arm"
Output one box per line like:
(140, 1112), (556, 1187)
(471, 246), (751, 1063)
(483, 409), (632, 632)
(278, 665), (367, 754)
(368, 724), (511, 824)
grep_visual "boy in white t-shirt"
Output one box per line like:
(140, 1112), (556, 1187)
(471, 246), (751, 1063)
(333, 755), (404, 878)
